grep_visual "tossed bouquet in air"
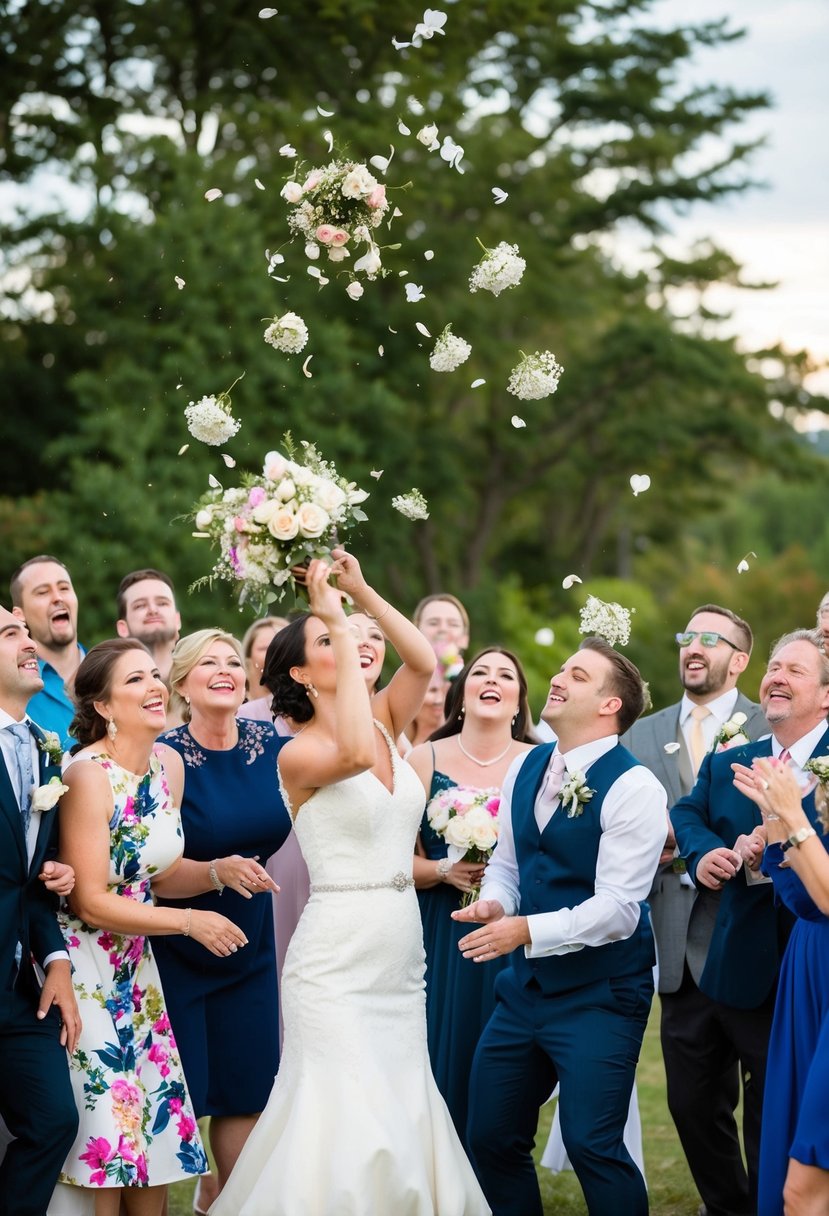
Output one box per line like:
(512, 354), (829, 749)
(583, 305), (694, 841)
(191, 435), (369, 611)
(427, 786), (500, 907)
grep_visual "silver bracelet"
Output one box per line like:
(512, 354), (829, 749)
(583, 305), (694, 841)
(209, 859), (225, 894)
(436, 857), (452, 881)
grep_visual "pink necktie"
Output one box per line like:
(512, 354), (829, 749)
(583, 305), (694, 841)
(538, 751), (567, 815)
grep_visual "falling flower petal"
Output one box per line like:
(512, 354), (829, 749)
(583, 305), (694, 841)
(323, 129), (334, 153)
(208, 474), (222, 489)
(178, 444), (189, 456)
(174, 275), (186, 290)
(392, 36), (412, 50)
(737, 551), (756, 573)
(492, 187), (509, 204)
(471, 378), (486, 388)
(317, 106), (335, 117)
(439, 135), (464, 172)
(630, 473), (651, 496)
(307, 266), (329, 285)
(254, 178), (265, 190)
(511, 416), (526, 428)
(534, 627), (555, 647)
(415, 321), (431, 337)
(370, 469), (384, 479)
(562, 574), (583, 590)
(279, 143), (297, 157)
(258, 7), (278, 17)
(302, 355), (313, 378)
(388, 326), (398, 333)
(204, 188), (223, 202)
(176, 382), (183, 389)
(405, 283), (425, 302)
(664, 742), (681, 754)
(378, 345), (384, 356)
(221, 453), (236, 468)
(398, 120), (411, 136)
(370, 146), (394, 174)
(423, 249), (434, 260)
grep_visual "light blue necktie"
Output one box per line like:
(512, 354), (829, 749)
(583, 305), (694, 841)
(6, 721), (34, 837)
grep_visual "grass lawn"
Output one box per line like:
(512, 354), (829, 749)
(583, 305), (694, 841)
(168, 999), (702, 1215)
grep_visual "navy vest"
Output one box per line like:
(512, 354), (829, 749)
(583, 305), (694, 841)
(511, 742), (655, 996)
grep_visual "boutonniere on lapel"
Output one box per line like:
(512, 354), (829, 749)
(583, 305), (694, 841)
(37, 731), (64, 767)
(559, 771), (595, 819)
(31, 776), (69, 813)
(804, 756), (829, 831)
(712, 712), (749, 752)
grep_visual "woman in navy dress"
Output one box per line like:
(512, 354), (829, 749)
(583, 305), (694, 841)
(732, 753), (829, 1216)
(150, 628), (290, 1212)
(408, 648), (536, 1144)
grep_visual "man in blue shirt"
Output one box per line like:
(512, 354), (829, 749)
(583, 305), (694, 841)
(10, 556), (85, 752)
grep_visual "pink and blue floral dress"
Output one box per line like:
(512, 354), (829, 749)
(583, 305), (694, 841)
(50, 751), (207, 1209)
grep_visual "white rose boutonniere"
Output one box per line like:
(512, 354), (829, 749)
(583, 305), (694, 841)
(559, 771), (595, 819)
(31, 776), (69, 812)
(37, 731), (64, 767)
(713, 711), (749, 751)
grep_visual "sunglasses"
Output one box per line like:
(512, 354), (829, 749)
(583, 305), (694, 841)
(675, 631), (742, 652)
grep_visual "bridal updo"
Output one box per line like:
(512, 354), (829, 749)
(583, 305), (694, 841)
(70, 638), (152, 752)
(262, 613), (315, 725)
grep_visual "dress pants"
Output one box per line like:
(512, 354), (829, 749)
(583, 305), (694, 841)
(467, 967), (653, 1216)
(660, 964), (775, 1216)
(0, 991), (78, 1216)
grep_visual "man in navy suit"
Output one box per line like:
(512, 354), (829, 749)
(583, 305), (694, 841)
(672, 628), (829, 1215)
(455, 638), (666, 1216)
(0, 605), (80, 1216)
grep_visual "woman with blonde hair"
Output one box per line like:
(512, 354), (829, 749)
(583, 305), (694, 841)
(150, 629), (291, 1213)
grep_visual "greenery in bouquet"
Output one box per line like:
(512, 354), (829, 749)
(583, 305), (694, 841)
(190, 434), (369, 612)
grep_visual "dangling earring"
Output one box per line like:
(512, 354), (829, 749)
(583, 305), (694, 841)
(305, 682), (319, 700)
(512, 714), (518, 725)
(459, 704), (465, 718)
(107, 717), (118, 741)
(184, 695), (190, 705)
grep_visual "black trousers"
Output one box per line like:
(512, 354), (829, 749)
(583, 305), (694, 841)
(660, 965), (775, 1216)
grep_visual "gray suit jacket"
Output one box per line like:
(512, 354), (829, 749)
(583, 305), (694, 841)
(621, 692), (767, 993)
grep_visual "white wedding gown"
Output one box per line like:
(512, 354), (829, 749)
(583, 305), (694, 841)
(211, 722), (490, 1216)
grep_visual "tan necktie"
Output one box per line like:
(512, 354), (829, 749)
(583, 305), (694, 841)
(689, 705), (711, 774)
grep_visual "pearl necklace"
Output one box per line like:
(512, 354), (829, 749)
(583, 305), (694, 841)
(456, 735), (514, 767)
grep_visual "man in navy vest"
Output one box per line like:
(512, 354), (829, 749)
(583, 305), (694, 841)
(454, 637), (667, 1216)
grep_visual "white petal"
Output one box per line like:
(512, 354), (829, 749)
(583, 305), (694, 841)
(397, 120), (411, 135)
(176, 382), (183, 389)
(221, 453), (236, 468)
(663, 742), (681, 754)
(392, 36), (412, 49)
(370, 469), (384, 479)
(562, 574), (583, 590)
(378, 345), (384, 356)
(492, 187), (509, 204)
(370, 146), (394, 173)
(258, 7), (278, 17)
(302, 355), (313, 378)
(534, 627), (555, 646)
(629, 473), (651, 496)
(178, 444), (189, 456)
(388, 326), (398, 334)
(737, 559), (749, 573)
(278, 144), (297, 157)
(317, 106), (335, 117)
(511, 415), (526, 428)
(254, 178), (265, 190)
(405, 283), (425, 302)
(323, 128), (334, 153)
(174, 275), (186, 290)
(470, 378), (486, 388)
(208, 474), (222, 489)
(423, 249), (434, 260)
(415, 321), (431, 337)
(204, 188), (223, 202)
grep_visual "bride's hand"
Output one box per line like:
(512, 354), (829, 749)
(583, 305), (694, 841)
(329, 548), (369, 601)
(305, 559), (348, 627)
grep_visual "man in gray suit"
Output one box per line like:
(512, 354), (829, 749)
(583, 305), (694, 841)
(622, 603), (767, 1216)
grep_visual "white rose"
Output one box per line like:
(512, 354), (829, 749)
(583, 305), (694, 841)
(195, 508), (213, 529)
(445, 815), (472, 849)
(470, 821), (498, 850)
(31, 779), (69, 812)
(353, 246), (382, 276)
(314, 479), (347, 513)
(267, 507), (300, 541)
(296, 502), (330, 539)
(251, 499), (281, 526)
(341, 167), (376, 198)
(293, 466), (317, 487)
(263, 451), (288, 481)
(428, 802), (451, 833)
(280, 181), (303, 203)
(731, 712), (748, 727)
(327, 246), (350, 263)
(346, 281), (364, 301)
(276, 478), (296, 501)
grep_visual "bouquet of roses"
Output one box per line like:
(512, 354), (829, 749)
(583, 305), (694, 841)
(191, 434), (369, 612)
(426, 785), (500, 907)
(281, 159), (392, 280)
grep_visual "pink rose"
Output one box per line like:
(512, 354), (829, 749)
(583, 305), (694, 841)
(234, 515), (247, 533)
(367, 184), (386, 209)
(329, 228), (350, 246)
(248, 486), (267, 508)
(486, 796), (501, 817)
(315, 224), (337, 245)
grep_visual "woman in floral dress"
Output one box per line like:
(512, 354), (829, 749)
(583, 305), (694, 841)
(48, 639), (246, 1216)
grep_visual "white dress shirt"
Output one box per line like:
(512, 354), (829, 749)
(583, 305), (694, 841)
(679, 687), (740, 757)
(0, 708), (70, 969)
(772, 719), (828, 782)
(481, 735), (667, 958)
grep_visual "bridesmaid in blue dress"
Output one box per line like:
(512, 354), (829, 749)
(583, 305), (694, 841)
(732, 753), (829, 1216)
(409, 649), (536, 1144)
(150, 629), (291, 1213)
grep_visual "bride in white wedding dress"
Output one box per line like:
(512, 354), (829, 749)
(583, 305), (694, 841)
(212, 553), (489, 1216)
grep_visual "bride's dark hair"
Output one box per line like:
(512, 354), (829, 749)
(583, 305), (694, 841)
(429, 647), (537, 745)
(262, 613), (315, 724)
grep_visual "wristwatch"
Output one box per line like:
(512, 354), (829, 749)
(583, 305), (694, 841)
(781, 826), (817, 852)
(436, 857), (452, 881)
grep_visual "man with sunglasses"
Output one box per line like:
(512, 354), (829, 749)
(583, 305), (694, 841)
(623, 604), (766, 1216)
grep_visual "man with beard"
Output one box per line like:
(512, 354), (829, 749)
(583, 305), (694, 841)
(623, 604), (766, 1216)
(115, 568), (180, 684)
(10, 557), (85, 752)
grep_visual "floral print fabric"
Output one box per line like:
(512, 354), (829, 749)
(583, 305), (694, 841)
(54, 751), (207, 1194)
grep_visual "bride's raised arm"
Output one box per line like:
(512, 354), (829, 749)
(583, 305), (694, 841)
(331, 548), (434, 739)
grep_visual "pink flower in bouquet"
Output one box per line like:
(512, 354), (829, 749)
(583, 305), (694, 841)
(248, 486), (267, 508)
(330, 228), (350, 246)
(485, 795), (501, 817)
(303, 169), (323, 191)
(367, 184), (387, 209)
(315, 224), (337, 244)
